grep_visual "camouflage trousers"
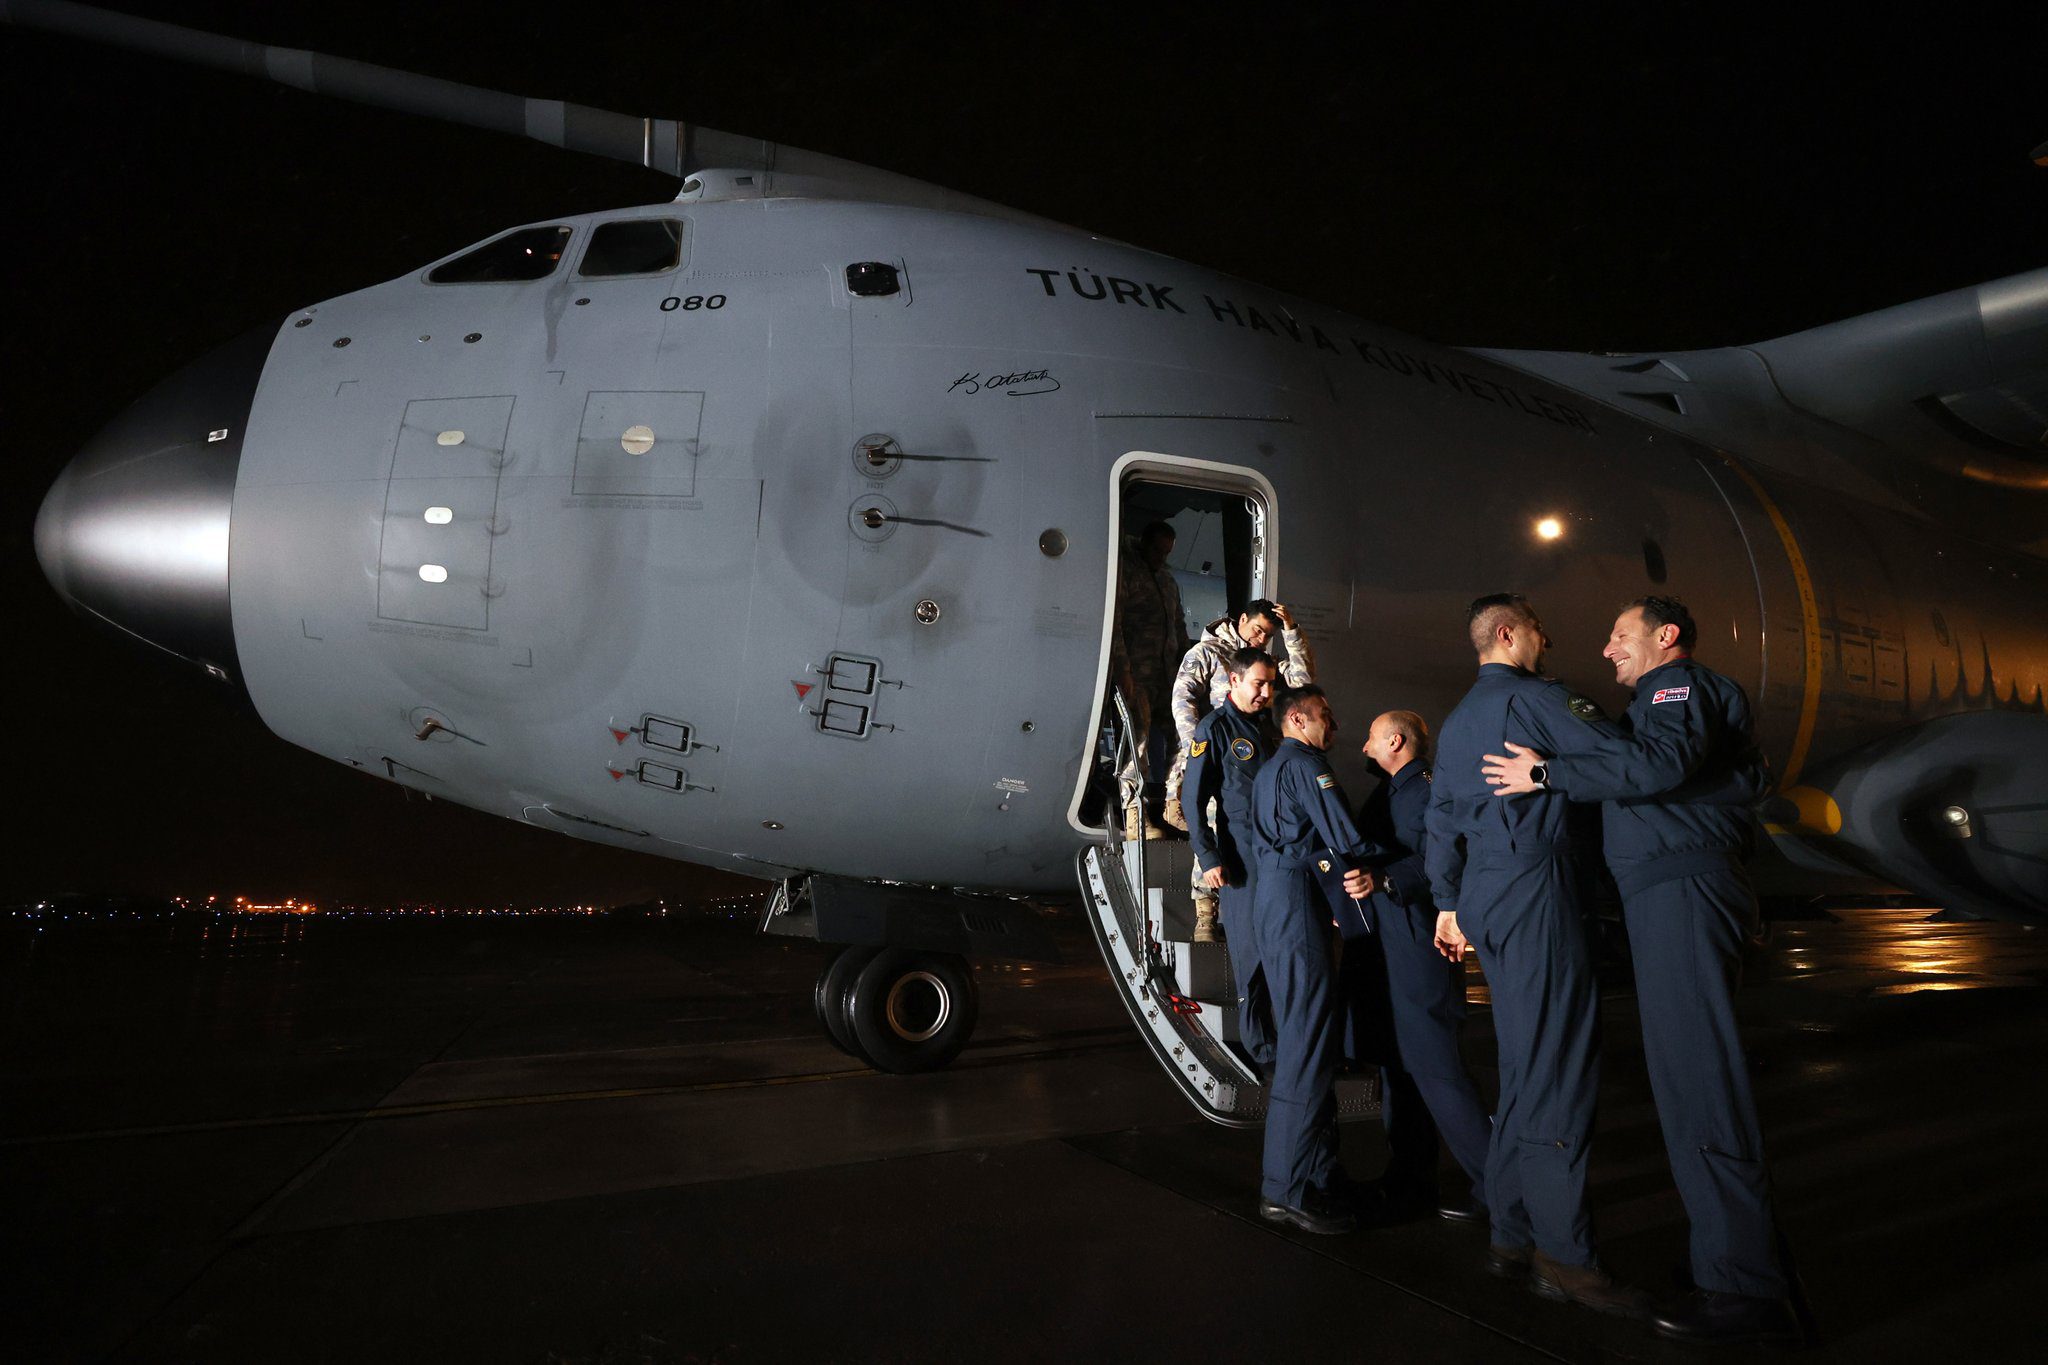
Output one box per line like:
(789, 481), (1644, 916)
(1118, 688), (1172, 813)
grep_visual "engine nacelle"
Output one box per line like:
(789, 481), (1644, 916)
(1772, 712), (2048, 923)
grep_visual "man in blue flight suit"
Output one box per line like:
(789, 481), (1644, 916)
(1338, 709), (1494, 1226)
(1180, 647), (1282, 1075)
(1248, 684), (1376, 1234)
(1425, 593), (1656, 1318)
(1481, 596), (1800, 1346)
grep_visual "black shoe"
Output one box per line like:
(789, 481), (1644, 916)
(1486, 1243), (1532, 1279)
(1652, 1290), (1804, 1346)
(1529, 1252), (1654, 1320)
(1259, 1196), (1358, 1235)
(1436, 1191), (1487, 1224)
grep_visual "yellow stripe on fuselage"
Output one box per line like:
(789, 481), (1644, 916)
(1717, 454), (1823, 788)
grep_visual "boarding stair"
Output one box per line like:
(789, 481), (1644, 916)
(1078, 690), (1380, 1126)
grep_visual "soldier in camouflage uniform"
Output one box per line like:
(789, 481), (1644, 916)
(1113, 521), (1191, 839)
(1166, 599), (1315, 939)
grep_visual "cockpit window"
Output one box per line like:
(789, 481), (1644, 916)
(578, 219), (687, 277)
(427, 225), (573, 284)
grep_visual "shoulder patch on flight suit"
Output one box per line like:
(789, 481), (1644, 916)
(1231, 737), (1256, 761)
(1566, 694), (1605, 723)
(1315, 772), (1336, 790)
(1189, 740), (1207, 757)
(1651, 686), (1691, 704)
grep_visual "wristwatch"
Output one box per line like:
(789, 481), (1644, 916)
(1529, 762), (1550, 790)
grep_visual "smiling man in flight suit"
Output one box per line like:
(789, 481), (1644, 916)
(1167, 599), (1316, 943)
(1181, 647), (1282, 1075)
(1248, 684), (1375, 1234)
(1425, 593), (1654, 1319)
(1481, 596), (1799, 1346)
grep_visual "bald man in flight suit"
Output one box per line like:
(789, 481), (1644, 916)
(1340, 709), (1493, 1226)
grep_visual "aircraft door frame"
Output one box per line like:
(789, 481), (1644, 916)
(1066, 451), (1280, 837)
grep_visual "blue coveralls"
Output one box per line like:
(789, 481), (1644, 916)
(1181, 700), (1276, 1071)
(1425, 663), (1615, 1267)
(1250, 737), (1378, 1208)
(1340, 762), (1492, 1206)
(1542, 657), (1785, 1298)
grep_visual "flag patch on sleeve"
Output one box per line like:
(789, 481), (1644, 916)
(1189, 740), (1207, 757)
(1316, 773), (1336, 790)
(1652, 686), (1691, 704)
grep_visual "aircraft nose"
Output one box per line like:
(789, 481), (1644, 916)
(34, 324), (275, 685)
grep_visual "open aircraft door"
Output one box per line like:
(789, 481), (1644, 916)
(1077, 455), (1378, 1126)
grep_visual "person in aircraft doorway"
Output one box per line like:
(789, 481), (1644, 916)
(1179, 648), (1282, 1075)
(1479, 597), (1801, 1347)
(1166, 599), (1316, 942)
(1335, 710), (1494, 1228)
(1114, 520), (1191, 841)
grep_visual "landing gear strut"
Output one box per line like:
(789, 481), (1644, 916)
(812, 946), (979, 1073)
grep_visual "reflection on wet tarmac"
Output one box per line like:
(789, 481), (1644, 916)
(3, 901), (2043, 1361)
(1761, 907), (2048, 996)
(1455, 904), (2048, 1008)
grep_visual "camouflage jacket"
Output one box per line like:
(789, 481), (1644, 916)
(1170, 616), (1315, 747)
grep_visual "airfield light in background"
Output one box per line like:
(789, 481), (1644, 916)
(1535, 517), (1564, 541)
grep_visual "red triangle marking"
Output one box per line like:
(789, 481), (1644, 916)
(610, 728), (629, 743)
(792, 681), (814, 700)
(607, 768), (626, 781)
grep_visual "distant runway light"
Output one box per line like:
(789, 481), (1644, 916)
(1535, 517), (1564, 541)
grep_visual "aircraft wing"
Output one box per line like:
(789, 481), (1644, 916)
(1471, 266), (2048, 549)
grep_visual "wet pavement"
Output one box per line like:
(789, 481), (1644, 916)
(3, 902), (2044, 1362)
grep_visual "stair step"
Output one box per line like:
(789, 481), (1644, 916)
(1191, 998), (1237, 1042)
(1165, 939), (1235, 1004)
(1224, 1076), (1381, 1122)
(1336, 1073), (1382, 1118)
(1135, 840), (1196, 889)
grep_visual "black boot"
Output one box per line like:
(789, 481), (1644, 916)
(1258, 1190), (1357, 1235)
(1651, 1290), (1804, 1346)
(1435, 1190), (1487, 1224)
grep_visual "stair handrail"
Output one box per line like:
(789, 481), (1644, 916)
(1107, 684), (1146, 894)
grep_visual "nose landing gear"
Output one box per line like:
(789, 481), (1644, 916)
(813, 946), (978, 1073)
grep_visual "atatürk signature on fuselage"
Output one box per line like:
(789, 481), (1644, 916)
(948, 369), (1061, 397)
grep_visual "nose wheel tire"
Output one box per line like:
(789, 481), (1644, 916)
(813, 946), (878, 1060)
(845, 949), (978, 1074)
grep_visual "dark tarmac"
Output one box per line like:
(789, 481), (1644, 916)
(4, 902), (2045, 1363)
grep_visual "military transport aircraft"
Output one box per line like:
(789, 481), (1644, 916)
(10, 2), (2044, 1121)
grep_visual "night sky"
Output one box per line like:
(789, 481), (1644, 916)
(3, 2), (2042, 906)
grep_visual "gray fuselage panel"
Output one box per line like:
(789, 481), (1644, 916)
(226, 196), (2047, 895)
